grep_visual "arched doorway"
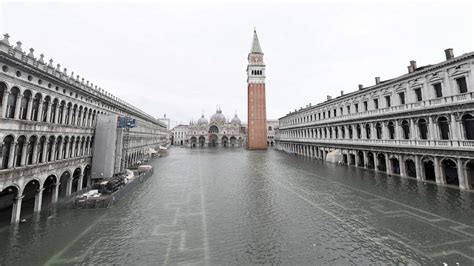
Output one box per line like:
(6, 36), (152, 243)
(442, 159), (459, 186)
(357, 151), (364, 167)
(21, 179), (40, 216)
(42, 175), (57, 209)
(367, 152), (374, 169)
(405, 159), (416, 177)
(377, 154), (387, 172)
(423, 160), (436, 181)
(209, 134), (218, 147)
(72, 168), (81, 193)
(390, 157), (400, 174)
(83, 165), (91, 189)
(59, 171), (71, 199)
(230, 136), (236, 148)
(191, 137), (197, 148)
(222, 136), (228, 148)
(198, 136), (205, 148)
(0, 186), (19, 224)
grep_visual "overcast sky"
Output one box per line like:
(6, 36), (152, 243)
(1, 1), (473, 127)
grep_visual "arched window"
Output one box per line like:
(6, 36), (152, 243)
(365, 124), (371, 139)
(356, 124), (361, 139)
(376, 122), (382, 139)
(418, 118), (428, 140)
(462, 114), (474, 140)
(438, 117), (450, 140)
(401, 120), (410, 139)
(388, 121), (395, 139)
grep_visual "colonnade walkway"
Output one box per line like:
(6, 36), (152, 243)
(1, 148), (473, 264)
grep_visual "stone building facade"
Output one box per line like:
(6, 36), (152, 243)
(171, 124), (188, 146)
(267, 119), (279, 147)
(185, 109), (245, 148)
(0, 34), (168, 223)
(276, 48), (474, 190)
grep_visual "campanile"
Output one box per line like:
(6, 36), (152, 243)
(247, 29), (267, 150)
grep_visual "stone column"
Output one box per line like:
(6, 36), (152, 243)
(51, 184), (59, 204)
(386, 154), (392, 174)
(58, 143), (63, 160)
(363, 151), (368, 168)
(355, 151), (360, 167)
(13, 94), (22, 119)
(415, 155), (422, 180)
(399, 154), (406, 176)
(41, 141), (48, 163)
(450, 113), (459, 140)
(54, 106), (60, 124)
(66, 178), (73, 197)
(394, 120), (400, 139)
(20, 141), (28, 166)
(345, 125), (350, 140)
(7, 141), (16, 168)
(62, 107), (67, 124)
(50, 141), (56, 161)
(374, 153), (379, 171)
(434, 157), (443, 184)
(32, 142), (39, 164)
(77, 173), (84, 191)
(1, 91), (8, 118)
(65, 141), (70, 159)
(428, 116), (436, 140)
(71, 142), (76, 158)
(11, 195), (23, 224)
(37, 100), (44, 122)
(46, 103), (52, 123)
(410, 119), (417, 140)
(74, 111), (79, 126)
(371, 123), (376, 140)
(457, 158), (467, 190)
(33, 188), (44, 213)
(26, 97), (33, 121)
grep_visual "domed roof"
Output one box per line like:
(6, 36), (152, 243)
(231, 114), (241, 125)
(197, 114), (208, 125)
(210, 108), (226, 124)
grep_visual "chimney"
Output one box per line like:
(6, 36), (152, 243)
(327, 95), (332, 101)
(444, 48), (454, 60)
(408, 65), (414, 73)
(375, 77), (381, 85)
(358, 84), (363, 90)
(410, 60), (417, 70)
(340, 90), (344, 96)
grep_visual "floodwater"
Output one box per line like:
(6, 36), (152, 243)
(1, 148), (474, 265)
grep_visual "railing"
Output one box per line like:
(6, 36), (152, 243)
(280, 92), (474, 129)
(277, 137), (474, 149)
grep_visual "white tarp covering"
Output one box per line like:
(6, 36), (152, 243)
(326, 149), (343, 163)
(145, 148), (158, 154)
(159, 145), (168, 150)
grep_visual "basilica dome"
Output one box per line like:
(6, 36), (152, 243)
(231, 114), (241, 125)
(210, 108), (226, 124)
(197, 114), (208, 125)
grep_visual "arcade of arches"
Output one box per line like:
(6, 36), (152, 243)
(278, 143), (474, 190)
(0, 165), (91, 224)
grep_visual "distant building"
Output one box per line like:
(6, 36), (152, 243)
(267, 120), (279, 147)
(171, 124), (188, 146)
(158, 114), (170, 130)
(185, 108), (246, 148)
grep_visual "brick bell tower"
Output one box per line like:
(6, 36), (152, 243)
(247, 28), (267, 150)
